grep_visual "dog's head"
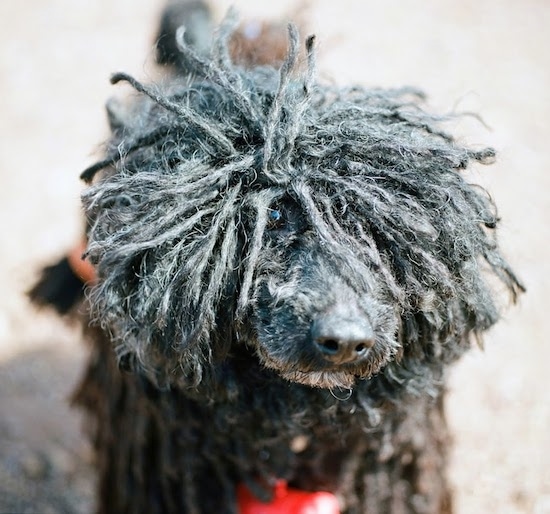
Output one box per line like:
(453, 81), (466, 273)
(82, 22), (522, 391)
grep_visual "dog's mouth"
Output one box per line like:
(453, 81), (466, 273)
(253, 347), (383, 389)
(278, 368), (360, 389)
(250, 329), (401, 389)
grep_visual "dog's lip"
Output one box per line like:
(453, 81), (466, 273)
(263, 347), (367, 372)
(255, 347), (380, 388)
(307, 357), (367, 374)
(279, 368), (359, 389)
(252, 343), (377, 387)
(276, 359), (368, 381)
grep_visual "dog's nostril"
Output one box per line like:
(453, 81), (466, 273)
(316, 338), (370, 356)
(314, 335), (373, 365)
(355, 342), (367, 354)
(316, 338), (371, 355)
(317, 338), (340, 355)
(313, 333), (374, 365)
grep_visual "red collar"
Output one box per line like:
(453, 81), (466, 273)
(237, 480), (340, 513)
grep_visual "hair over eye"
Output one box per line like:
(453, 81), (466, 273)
(267, 207), (285, 230)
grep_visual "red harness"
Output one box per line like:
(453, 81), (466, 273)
(238, 481), (340, 514)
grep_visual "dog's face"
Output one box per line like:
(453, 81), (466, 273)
(243, 195), (400, 389)
(83, 157), (510, 392)
(82, 32), (522, 392)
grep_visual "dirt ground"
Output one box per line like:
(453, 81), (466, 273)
(0, 0), (548, 513)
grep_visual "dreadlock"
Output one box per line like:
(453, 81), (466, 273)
(81, 16), (523, 387)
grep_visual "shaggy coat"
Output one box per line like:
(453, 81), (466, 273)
(31, 6), (523, 514)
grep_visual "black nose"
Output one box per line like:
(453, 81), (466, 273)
(311, 304), (375, 365)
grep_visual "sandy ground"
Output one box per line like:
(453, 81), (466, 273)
(0, 0), (548, 512)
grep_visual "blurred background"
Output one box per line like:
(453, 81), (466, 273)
(0, 0), (548, 512)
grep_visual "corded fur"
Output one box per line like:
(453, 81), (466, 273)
(41, 8), (527, 513)
(81, 17), (522, 395)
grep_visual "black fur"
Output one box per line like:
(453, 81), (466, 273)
(28, 257), (85, 315)
(31, 3), (523, 513)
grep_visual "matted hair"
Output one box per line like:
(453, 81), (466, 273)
(81, 14), (523, 386)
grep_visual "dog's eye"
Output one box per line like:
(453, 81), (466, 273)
(267, 208), (285, 230)
(265, 200), (307, 235)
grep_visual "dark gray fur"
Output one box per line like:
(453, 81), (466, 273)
(83, 16), (520, 394)
(61, 8), (525, 513)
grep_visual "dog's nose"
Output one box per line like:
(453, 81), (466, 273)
(311, 305), (375, 365)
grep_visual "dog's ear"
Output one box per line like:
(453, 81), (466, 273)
(28, 257), (85, 315)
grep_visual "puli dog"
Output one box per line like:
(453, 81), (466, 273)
(30, 2), (523, 513)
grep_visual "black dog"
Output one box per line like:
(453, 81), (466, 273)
(31, 3), (523, 513)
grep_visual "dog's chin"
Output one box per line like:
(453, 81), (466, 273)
(278, 369), (359, 389)
(256, 352), (374, 389)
